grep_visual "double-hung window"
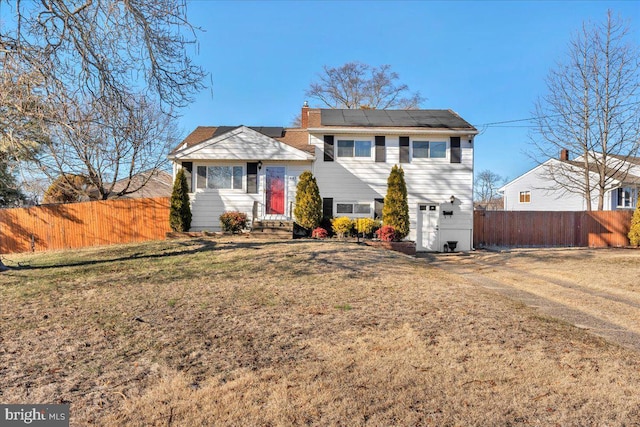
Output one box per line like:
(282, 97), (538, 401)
(196, 165), (243, 190)
(519, 191), (531, 203)
(337, 140), (372, 158)
(413, 141), (447, 159)
(336, 202), (371, 216)
(617, 187), (637, 208)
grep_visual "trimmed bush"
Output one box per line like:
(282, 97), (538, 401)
(355, 218), (377, 238)
(629, 199), (640, 246)
(311, 227), (329, 239)
(294, 171), (323, 231)
(331, 216), (354, 238)
(376, 225), (396, 242)
(169, 168), (192, 232)
(382, 165), (410, 239)
(219, 211), (248, 233)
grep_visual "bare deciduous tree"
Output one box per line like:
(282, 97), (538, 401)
(0, 0), (206, 271)
(0, 0), (205, 181)
(306, 62), (424, 109)
(532, 10), (640, 210)
(39, 94), (179, 200)
(474, 169), (506, 208)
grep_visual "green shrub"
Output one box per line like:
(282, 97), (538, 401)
(219, 211), (248, 233)
(169, 168), (192, 232)
(294, 171), (323, 231)
(331, 216), (354, 238)
(382, 165), (409, 239)
(629, 199), (640, 246)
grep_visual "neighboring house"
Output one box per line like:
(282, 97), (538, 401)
(169, 105), (478, 251)
(500, 150), (640, 211)
(474, 198), (503, 211)
(86, 169), (173, 200)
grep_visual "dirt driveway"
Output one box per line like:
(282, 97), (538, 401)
(420, 248), (640, 352)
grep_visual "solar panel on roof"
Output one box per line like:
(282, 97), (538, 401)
(320, 109), (474, 129)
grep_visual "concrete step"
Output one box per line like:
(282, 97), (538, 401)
(253, 220), (294, 231)
(249, 228), (292, 239)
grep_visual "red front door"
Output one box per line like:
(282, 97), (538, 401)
(265, 167), (285, 215)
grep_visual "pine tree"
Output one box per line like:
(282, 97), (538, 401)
(382, 165), (410, 240)
(628, 198), (640, 246)
(294, 171), (323, 231)
(0, 161), (25, 207)
(169, 168), (191, 232)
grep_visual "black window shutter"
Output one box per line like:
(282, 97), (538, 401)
(450, 137), (461, 163)
(399, 137), (409, 163)
(324, 135), (334, 162)
(182, 162), (193, 192)
(374, 198), (384, 220)
(246, 162), (258, 194)
(375, 136), (386, 163)
(322, 198), (333, 218)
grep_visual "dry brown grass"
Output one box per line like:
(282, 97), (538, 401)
(450, 248), (640, 340)
(1, 240), (639, 426)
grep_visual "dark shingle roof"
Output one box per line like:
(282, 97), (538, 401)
(212, 126), (285, 138)
(320, 109), (475, 129)
(171, 126), (313, 155)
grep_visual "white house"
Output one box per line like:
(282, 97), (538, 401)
(500, 150), (640, 211)
(169, 105), (478, 251)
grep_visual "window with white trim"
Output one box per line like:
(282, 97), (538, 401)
(519, 191), (531, 203)
(337, 140), (372, 158)
(617, 187), (637, 208)
(412, 141), (447, 159)
(336, 202), (372, 216)
(196, 165), (243, 190)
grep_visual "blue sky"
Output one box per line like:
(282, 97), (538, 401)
(180, 1), (639, 182)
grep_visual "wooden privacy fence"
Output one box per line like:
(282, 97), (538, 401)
(0, 197), (171, 254)
(474, 210), (633, 248)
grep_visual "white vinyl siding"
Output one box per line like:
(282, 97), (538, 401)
(310, 133), (473, 249)
(188, 162), (312, 231)
(501, 159), (606, 211)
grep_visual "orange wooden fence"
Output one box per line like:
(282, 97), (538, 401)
(0, 197), (171, 254)
(474, 210), (633, 248)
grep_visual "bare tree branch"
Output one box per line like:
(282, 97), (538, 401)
(531, 11), (640, 210)
(305, 62), (424, 109)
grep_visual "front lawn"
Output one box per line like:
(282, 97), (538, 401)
(1, 239), (638, 425)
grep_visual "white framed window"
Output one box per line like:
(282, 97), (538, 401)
(196, 165), (243, 190)
(337, 140), (372, 158)
(519, 191), (531, 203)
(336, 202), (372, 216)
(412, 140), (447, 159)
(617, 187), (637, 208)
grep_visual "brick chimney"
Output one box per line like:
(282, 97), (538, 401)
(560, 148), (569, 161)
(301, 101), (309, 128)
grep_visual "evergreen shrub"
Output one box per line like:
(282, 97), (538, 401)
(169, 168), (192, 232)
(331, 216), (354, 238)
(629, 199), (640, 246)
(382, 165), (410, 239)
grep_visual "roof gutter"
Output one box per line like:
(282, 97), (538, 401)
(306, 127), (478, 136)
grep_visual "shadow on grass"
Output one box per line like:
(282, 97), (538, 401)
(3, 238), (412, 279)
(6, 238), (219, 271)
